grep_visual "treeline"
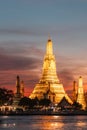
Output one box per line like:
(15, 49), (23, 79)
(18, 97), (51, 108)
(18, 97), (82, 110)
(0, 88), (14, 105)
(0, 87), (51, 107)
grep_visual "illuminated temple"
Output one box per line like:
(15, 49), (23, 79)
(29, 38), (72, 104)
(77, 76), (86, 109)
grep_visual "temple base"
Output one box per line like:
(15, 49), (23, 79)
(29, 82), (72, 104)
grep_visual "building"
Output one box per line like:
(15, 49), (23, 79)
(73, 81), (77, 102)
(58, 97), (72, 110)
(12, 76), (24, 108)
(77, 76), (86, 110)
(29, 38), (72, 104)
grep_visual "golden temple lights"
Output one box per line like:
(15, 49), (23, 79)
(29, 38), (72, 104)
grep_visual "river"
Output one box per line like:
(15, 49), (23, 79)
(0, 115), (87, 130)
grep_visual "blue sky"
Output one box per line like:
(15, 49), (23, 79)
(0, 0), (87, 96)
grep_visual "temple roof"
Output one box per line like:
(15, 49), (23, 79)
(58, 97), (72, 107)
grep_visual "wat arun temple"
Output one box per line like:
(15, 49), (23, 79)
(0, 38), (86, 112)
(29, 38), (72, 104)
(11, 38), (86, 110)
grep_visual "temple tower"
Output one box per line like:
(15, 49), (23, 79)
(77, 76), (86, 109)
(73, 81), (77, 102)
(16, 75), (20, 94)
(12, 75), (22, 107)
(29, 38), (72, 104)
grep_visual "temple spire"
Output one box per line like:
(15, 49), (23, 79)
(79, 76), (83, 88)
(16, 75), (20, 94)
(46, 38), (53, 55)
(73, 81), (77, 102)
(12, 75), (22, 107)
(77, 76), (86, 109)
(29, 38), (72, 104)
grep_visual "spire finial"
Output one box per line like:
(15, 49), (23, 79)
(48, 34), (51, 39)
(48, 34), (51, 42)
(79, 76), (83, 87)
(47, 36), (53, 55)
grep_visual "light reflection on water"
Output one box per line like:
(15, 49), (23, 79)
(76, 121), (86, 127)
(0, 115), (87, 130)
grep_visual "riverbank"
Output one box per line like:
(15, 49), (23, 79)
(0, 110), (87, 116)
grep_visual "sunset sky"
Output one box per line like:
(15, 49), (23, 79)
(0, 0), (87, 96)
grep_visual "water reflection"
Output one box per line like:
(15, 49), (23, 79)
(51, 122), (64, 129)
(40, 116), (64, 129)
(0, 116), (87, 130)
(1, 123), (16, 128)
(2, 115), (8, 119)
(37, 118), (64, 129)
(77, 122), (86, 127)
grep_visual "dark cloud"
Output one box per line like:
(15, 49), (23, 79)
(58, 69), (74, 89)
(56, 25), (87, 35)
(0, 53), (42, 71)
(27, 46), (44, 57)
(0, 42), (44, 58)
(0, 27), (50, 36)
(0, 43), (44, 71)
(0, 28), (37, 36)
(0, 25), (86, 41)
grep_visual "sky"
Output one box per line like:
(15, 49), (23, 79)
(0, 0), (87, 97)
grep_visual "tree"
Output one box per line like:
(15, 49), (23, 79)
(39, 99), (51, 106)
(72, 101), (82, 110)
(18, 97), (31, 107)
(18, 97), (39, 108)
(0, 88), (14, 105)
(31, 97), (39, 107)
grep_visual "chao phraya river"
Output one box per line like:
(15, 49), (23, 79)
(0, 115), (87, 130)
